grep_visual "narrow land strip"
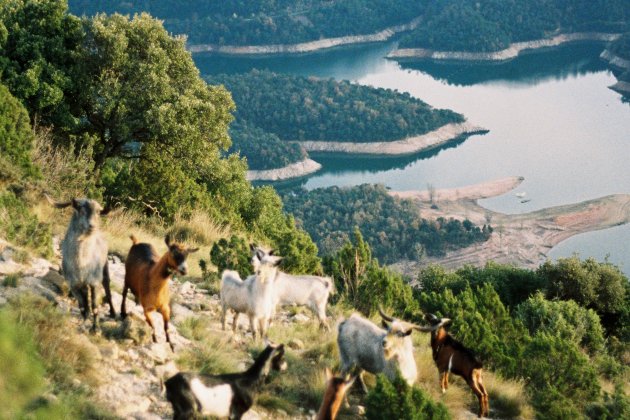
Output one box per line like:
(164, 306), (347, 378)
(388, 32), (621, 62)
(246, 158), (322, 181)
(389, 178), (630, 275)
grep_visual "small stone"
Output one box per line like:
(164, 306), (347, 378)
(353, 405), (366, 416)
(100, 343), (119, 360)
(154, 360), (178, 380)
(242, 409), (262, 420)
(41, 270), (69, 295)
(292, 313), (310, 323)
(179, 281), (195, 295)
(288, 338), (304, 350)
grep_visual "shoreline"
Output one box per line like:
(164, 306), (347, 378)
(600, 49), (630, 71)
(188, 17), (421, 56)
(388, 32), (621, 62)
(246, 158), (322, 181)
(296, 122), (487, 155)
(388, 177), (630, 275)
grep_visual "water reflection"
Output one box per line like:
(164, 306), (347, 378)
(397, 44), (608, 86)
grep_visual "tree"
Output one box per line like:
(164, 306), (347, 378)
(0, 83), (38, 177)
(0, 0), (82, 131)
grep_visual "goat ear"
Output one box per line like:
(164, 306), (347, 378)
(255, 249), (265, 261)
(165, 234), (172, 247)
(273, 257), (283, 267)
(72, 198), (80, 210)
(250, 243), (257, 252)
(325, 367), (332, 380)
(45, 194), (73, 209)
(186, 247), (200, 255)
(268, 249), (276, 256)
(404, 328), (413, 336)
(381, 319), (390, 329)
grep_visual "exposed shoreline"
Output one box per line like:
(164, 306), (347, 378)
(600, 49), (630, 96)
(188, 17), (421, 55)
(388, 32), (621, 62)
(388, 177), (630, 275)
(246, 158), (322, 181)
(296, 122), (487, 155)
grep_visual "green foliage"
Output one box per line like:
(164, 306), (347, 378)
(521, 332), (600, 416)
(69, 1), (426, 46)
(324, 228), (417, 317)
(0, 0), (83, 131)
(0, 83), (38, 177)
(539, 256), (629, 338)
(229, 121), (307, 170)
(265, 215), (321, 275)
(283, 184), (491, 263)
(365, 373), (451, 420)
(210, 235), (254, 278)
(0, 191), (52, 258)
(209, 70), (464, 143)
(515, 292), (605, 355)
(587, 383), (630, 420)
(418, 262), (545, 308)
(399, 0), (630, 52)
(0, 307), (46, 419)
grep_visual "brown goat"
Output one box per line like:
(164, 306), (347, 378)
(121, 235), (198, 350)
(316, 368), (355, 420)
(424, 313), (489, 418)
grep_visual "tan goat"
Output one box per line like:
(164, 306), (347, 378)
(121, 234), (198, 350)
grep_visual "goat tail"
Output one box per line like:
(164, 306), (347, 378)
(129, 234), (138, 245)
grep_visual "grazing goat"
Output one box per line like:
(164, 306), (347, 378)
(337, 307), (436, 392)
(165, 342), (287, 420)
(121, 235), (198, 350)
(219, 269), (255, 332)
(424, 313), (489, 418)
(316, 368), (356, 420)
(51, 197), (116, 331)
(251, 246), (334, 329)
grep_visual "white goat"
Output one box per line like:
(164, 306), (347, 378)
(337, 308), (436, 391)
(219, 250), (281, 340)
(251, 246), (333, 329)
(220, 270), (255, 332)
(50, 197), (116, 331)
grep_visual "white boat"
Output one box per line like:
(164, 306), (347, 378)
(515, 192), (527, 198)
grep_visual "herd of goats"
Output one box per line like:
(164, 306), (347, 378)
(47, 197), (490, 419)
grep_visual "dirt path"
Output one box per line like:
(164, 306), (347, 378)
(389, 177), (630, 275)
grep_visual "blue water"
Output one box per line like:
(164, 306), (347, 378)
(195, 42), (630, 274)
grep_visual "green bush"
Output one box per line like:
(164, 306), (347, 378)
(0, 83), (38, 178)
(515, 292), (605, 355)
(209, 235), (254, 278)
(366, 373), (451, 420)
(0, 191), (52, 258)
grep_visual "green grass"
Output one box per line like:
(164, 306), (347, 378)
(2, 273), (20, 287)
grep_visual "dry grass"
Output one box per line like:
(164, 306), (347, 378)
(169, 209), (229, 246)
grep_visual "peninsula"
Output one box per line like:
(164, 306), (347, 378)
(389, 177), (630, 274)
(388, 33), (621, 62)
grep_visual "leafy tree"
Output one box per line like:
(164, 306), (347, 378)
(366, 372), (451, 420)
(0, 83), (38, 177)
(515, 292), (605, 355)
(0, 0), (82, 131)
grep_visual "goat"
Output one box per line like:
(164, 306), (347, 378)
(247, 249), (281, 340)
(316, 368), (356, 420)
(423, 313), (489, 418)
(219, 269), (255, 332)
(165, 342), (287, 420)
(251, 246), (333, 329)
(337, 307), (436, 392)
(121, 234), (198, 350)
(51, 197), (115, 331)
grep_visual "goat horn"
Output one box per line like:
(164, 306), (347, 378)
(378, 305), (395, 322)
(413, 324), (437, 332)
(45, 193), (73, 209)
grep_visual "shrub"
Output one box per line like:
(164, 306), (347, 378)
(0, 191), (52, 258)
(0, 83), (38, 178)
(366, 372), (451, 420)
(209, 235), (254, 278)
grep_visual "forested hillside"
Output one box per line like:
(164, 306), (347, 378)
(69, 0), (425, 46)
(282, 184), (491, 263)
(209, 70), (463, 142)
(399, 0), (630, 53)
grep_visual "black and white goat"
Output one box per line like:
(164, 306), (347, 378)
(164, 342), (287, 419)
(424, 314), (489, 418)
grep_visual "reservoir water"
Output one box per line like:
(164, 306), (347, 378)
(194, 42), (630, 274)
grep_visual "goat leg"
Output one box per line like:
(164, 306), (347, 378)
(89, 284), (100, 333)
(144, 310), (157, 343)
(160, 307), (174, 352)
(102, 264), (116, 318)
(120, 285), (129, 319)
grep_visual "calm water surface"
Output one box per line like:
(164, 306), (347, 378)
(195, 43), (630, 273)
